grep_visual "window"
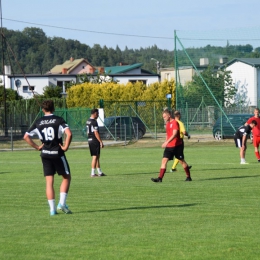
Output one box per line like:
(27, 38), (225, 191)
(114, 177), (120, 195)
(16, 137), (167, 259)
(57, 81), (71, 87)
(129, 80), (147, 85)
(57, 81), (63, 87)
(23, 86), (35, 92)
(165, 73), (171, 80)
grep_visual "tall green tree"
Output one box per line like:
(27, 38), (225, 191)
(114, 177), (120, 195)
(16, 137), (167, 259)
(42, 86), (62, 98)
(0, 86), (22, 103)
(181, 66), (235, 108)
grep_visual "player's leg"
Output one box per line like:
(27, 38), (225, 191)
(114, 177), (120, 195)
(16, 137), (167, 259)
(240, 147), (247, 164)
(91, 155), (98, 176)
(45, 175), (57, 215)
(253, 136), (260, 161)
(175, 145), (192, 181)
(256, 136), (260, 162)
(159, 157), (169, 178)
(151, 148), (171, 182)
(89, 142), (100, 177)
(171, 142), (192, 172)
(56, 156), (72, 214)
(95, 153), (106, 176)
(171, 158), (179, 172)
(235, 137), (246, 164)
(42, 157), (57, 215)
(178, 159), (192, 181)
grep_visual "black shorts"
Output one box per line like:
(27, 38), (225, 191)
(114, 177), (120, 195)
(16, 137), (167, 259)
(163, 145), (184, 161)
(88, 141), (100, 156)
(41, 156), (70, 176)
(234, 137), (242, 148)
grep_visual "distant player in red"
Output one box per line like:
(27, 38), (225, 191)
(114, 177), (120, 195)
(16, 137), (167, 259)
(151, 109), (192, 182)
(245, 108), (260, 161)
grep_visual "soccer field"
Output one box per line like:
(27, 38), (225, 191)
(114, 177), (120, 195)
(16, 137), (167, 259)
(1, 141), (260, 260)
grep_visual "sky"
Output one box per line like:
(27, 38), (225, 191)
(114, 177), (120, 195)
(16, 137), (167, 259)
(2, 0), (260, 51)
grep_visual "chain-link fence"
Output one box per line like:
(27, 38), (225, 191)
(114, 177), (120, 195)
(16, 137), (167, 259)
(0, 99), (171, 149)
(173, 29), (260, 140)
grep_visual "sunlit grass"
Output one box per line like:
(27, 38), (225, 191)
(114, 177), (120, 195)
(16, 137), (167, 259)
(1, 141), (260, 260)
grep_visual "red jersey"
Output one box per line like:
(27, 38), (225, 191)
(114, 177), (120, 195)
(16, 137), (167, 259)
(165, 119), (182, 147)
(247, 117), (260, 137)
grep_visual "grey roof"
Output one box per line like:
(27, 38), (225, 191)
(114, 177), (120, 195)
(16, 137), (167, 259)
(224, 58), (260, 68)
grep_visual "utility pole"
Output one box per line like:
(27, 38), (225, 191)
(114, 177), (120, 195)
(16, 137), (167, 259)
(151, 58), (161, 74)
(0, 0), (7, 136)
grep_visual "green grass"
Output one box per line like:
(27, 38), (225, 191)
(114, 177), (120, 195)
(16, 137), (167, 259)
(1, 141), (260, 260)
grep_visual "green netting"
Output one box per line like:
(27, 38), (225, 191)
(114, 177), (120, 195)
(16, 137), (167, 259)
(174, 29), (260, 139)
(0, 99), (170, 141)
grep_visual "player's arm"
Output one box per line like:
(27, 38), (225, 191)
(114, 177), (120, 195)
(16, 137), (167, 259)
(244, 117), (252, 126)
(162, 129), (178, 148)
(180, 121), (190, 139)
(183, 130), (190, 139)
(94, 130), (104, 148)
(60, 128), (72, 151)
(23, 133), (44, 151)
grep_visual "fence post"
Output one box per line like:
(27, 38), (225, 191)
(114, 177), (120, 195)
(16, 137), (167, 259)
(186, 102), (189, 133)
(154, 103), (157, 140)
(124, 124), (127, 146)
(220, 101), (223, 138)
(10, 127), (13, 151)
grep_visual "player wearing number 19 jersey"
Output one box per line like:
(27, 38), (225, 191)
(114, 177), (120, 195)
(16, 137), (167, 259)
(29, 114), (69, 158)
(24, 100), (72, 216)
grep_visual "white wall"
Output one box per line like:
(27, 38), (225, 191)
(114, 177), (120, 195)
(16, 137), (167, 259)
(112, 75), (159, 85)
(3, 75), (77, 99)
(6, 76), (49, 99)
(227, 61), (258, 106)
(160, 67), (195, 86)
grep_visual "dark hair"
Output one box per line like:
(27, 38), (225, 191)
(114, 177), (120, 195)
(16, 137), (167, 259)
(41, 100), (54, 112)
(251, 120), (257, 126)
(91, 108), (99, 114)
(174, 111), (181, 116)
(163, 108), (174, 116)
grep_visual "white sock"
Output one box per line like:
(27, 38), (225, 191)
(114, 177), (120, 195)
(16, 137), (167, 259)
(91, 168), (95, 175)
(59, 192), (67, 206)
(241, 158), (245, 163)
(48, 199), (56, 212)
(97, 168), (102, 174)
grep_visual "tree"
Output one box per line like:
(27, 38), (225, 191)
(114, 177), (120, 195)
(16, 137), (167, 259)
(67, 72), (118, 88)
(42, 86), (62, 98)
(0, 86), (22, 103)
(181, 66), (235, 108)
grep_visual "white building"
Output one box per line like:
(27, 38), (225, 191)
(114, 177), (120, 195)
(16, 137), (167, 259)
(1, 69), (77, 99)
(222, 58), (260, 107)
(1, 62), (159, 99)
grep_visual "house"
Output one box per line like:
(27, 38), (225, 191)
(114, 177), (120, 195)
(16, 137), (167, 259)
(104, 63), (159, 85)
(160, 58), (227, 86)
(49, 58), (159, 85)
(1, 61), (159, 99)
(1, 66), (77, 99)
(221, 58), (260, 107)
(49, 57), (96, 75)
(160, 66), (195, 86)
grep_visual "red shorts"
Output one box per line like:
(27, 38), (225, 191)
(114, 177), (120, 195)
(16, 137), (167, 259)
(253, 135), (260, 148)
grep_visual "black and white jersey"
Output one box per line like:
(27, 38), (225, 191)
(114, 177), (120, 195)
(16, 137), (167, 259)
(26, 114), (69, 158)
(86, 118), (99, 142)
(234, 125), (252, 139)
